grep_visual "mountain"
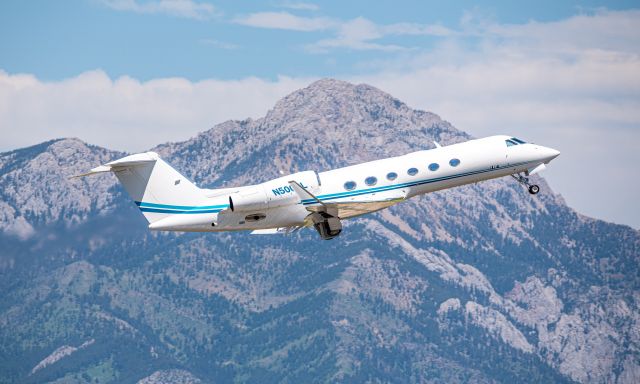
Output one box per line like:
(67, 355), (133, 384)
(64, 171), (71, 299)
(0, 79), (638, 383)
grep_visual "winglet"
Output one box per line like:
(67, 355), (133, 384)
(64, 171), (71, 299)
(288, 180), (324, 206)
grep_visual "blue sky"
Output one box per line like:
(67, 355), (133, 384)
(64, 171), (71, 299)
(2, 0), (637, 80)
(1, 1), (639, 228)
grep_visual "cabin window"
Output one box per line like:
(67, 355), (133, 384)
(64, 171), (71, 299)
(386, 172), (397, 181)
(449, 158), (460, 167)
(506, 139), (517, 147)
(365, 176), (377, 186)
(407, 167), (418, 176)
(511, 137), (526, 144)
(428, 163), (439, 171)
(344, 181), (357, 191)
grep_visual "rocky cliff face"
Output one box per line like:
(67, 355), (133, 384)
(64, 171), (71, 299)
(0, 79), (638, 383)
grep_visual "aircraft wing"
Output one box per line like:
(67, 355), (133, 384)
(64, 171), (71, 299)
(288, 181), (407, 219)
(251, 226), (302, 235)
(320, 199), (404, 219)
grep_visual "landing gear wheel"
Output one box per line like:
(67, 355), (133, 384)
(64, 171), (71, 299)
(512, 173), (541, 195)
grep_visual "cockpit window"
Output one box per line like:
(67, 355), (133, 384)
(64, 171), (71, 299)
(506, 139), (517, 147)
(511, 137), (526, 144)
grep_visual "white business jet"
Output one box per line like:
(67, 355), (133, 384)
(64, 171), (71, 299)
(75, 135), (559, 240)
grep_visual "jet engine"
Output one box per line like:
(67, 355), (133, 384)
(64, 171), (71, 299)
(228, 187), (268, 212)
(228, 170), (321, 212)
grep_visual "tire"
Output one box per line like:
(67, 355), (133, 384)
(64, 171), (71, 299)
(528, 185), (540, 195)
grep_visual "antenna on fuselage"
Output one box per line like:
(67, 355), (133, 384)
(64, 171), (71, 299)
(433, 141), (442, 148)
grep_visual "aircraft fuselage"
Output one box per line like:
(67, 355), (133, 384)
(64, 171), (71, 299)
(142, 135), (560, 235)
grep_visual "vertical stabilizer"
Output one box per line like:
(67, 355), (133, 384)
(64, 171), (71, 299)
(75, 152), (207, 224)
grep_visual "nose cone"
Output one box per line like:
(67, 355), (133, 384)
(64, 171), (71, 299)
(539, 146), (560, 162)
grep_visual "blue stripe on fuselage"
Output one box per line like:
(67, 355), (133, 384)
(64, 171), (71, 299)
(138, 207), (224, 214)
(301, 161), (531, 205)
(135, 201), (228, 210)
(135, 201), (228, 214)
(135, 161), (531, 213)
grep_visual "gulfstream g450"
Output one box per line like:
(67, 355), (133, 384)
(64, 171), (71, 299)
(75, 136), (560, 240)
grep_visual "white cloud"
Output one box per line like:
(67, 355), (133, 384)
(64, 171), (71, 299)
(0, 70), (311, 153)
(100, 0), (218, 20)
(485, 9), (640, 54)
(277, 1), (319, 11)
(382, 22), (453, 37)
(0, 10), (638, 227)
(310, 17), (403, 52)
(235, 12), (452, 51)
(233, 11), (334, 31)
(353, 9), (640, 228)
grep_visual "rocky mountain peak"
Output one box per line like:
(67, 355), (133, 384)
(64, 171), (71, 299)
(158, 79), (469, 187)
(1, 80), (639, 383)
(0, 138), (122, 238)
(271, 78), (401, 111)
(265, 78), (447, 138)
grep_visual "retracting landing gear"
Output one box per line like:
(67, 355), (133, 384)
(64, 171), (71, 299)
(511, 173), (540, 195)
(310, 211), (342, 240)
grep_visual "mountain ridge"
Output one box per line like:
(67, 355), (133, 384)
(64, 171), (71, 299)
(0, 78), (638, 383)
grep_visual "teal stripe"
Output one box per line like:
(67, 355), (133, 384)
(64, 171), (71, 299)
(135, 201), (229, 214)
(135, 201), (228, 210)
(301, 161), (532, 205)
(135, 161), (533, 213)
(139, 207), (224, 214)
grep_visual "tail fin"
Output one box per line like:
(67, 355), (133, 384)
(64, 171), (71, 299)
(74, 152), (206, 224)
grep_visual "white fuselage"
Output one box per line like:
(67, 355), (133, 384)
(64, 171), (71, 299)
(148, 135), (560, 233)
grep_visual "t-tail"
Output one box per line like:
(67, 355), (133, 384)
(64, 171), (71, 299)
(73, 152), (210, 224)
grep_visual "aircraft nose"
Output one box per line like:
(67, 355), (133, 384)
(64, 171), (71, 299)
(539, 146), (560, 162)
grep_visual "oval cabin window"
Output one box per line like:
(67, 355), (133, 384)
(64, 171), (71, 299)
(428, 163), (439, 171)
(449, 158), (460, 167)
(386, 172), (397, 181)
(344, 181), (357, 191)
(407, 168), (418, 176)
(365, 176), (377, 186)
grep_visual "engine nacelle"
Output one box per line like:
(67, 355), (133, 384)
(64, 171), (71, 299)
(228, 187), (268, 212)
(228, 170), (321, 212)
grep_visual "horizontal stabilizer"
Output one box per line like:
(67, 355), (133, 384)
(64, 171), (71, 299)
(71, 165), (113, 178)
(72, 152), (159, 178)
